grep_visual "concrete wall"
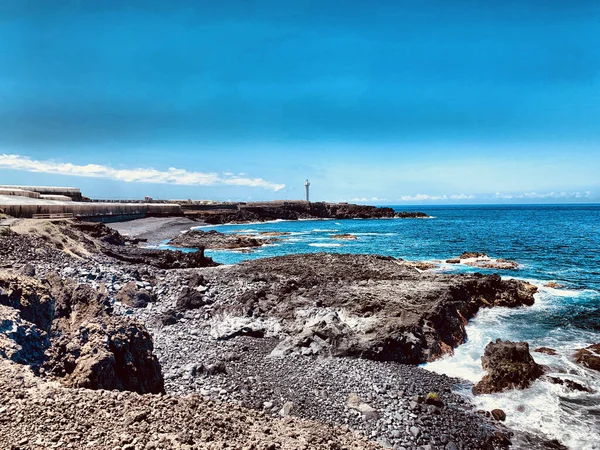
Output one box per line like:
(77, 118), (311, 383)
(0, 195), (182, 219)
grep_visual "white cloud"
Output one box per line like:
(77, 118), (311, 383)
(495, 191), (593, 200)
(450, 194), (476, 200)
(399, 194), (448, 201)
(0, 154), (285, 191)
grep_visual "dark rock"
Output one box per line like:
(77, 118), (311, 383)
(491, 409), (506, 421)
(176, 287), (206, 310)
(46, 317), (164, 394)
(534, 347), (558, 356)
(170, 229), (269, 250)
(115, 282), (154, 308)
(473, 339), (545, 395)
(210, 254), (537, 364)
(158, 309), (181, 326)
(546, 376), (592, 393)
(460, 252), (487, 259)
(573, 343), (600, 371)
(0, 273), (54, 332)
(184, 202), (428, 224)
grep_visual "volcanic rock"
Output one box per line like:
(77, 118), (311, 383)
(473, 339), (545, 395)
(331, 233), (358, 240)
(170, 229), (271, 250)
(546, 376), (592, 393)
(534, 347), (558, 356)
(204, 253), (537, 364)
(573, 343), (600, 371)
(115, 281), (155, 308)
(491, 409), (506, 421)
(0, 272), (54, 332)
(47, 317), (164, 394)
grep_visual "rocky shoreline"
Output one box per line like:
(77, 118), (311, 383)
(0, 218), (579, 449)
(182, 201), (428, 224)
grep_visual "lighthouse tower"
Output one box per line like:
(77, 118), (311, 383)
(305, 179), (310, 202)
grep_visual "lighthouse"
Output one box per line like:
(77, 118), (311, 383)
(305, 179), (310, 202)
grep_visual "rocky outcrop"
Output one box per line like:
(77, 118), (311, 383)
(331, 233), (357, 240)
(201, 254), (537, 364)
(170, 229), (271, 250)
(183, 202), (429, 224)
(47, 317), (164, 394)
(0, 270), (164, 394)
(573, 343), (600, 371)
(455, 252), (519, 270)
(0, 272), (54, 332)
(473, 340), (545, 395)
(103, 245), (217, 269)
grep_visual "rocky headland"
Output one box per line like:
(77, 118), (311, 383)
(0, 218), (571, 449)
(182, 201), (428, 224)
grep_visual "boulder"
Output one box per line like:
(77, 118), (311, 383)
(473, 339), (545, 395)
(115, 281), (155, 308)
(346, 392), (379, 420)
(176, 287), (207, 310)
(47, 317), (164, 394)
(573, 344), (600, 371)
(491, 409), (506, 421)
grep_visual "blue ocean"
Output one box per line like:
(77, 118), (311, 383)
(161, 205), (600, 449)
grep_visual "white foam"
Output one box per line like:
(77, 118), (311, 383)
(425, 294), (600, 449)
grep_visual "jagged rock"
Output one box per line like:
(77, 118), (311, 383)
(544, 282), (564, 289)
(209, 254), (537, 364)
(47, 317), (164, 394)
(115, 281), (155, 308)
(0, 305), (48, 365)
(534, 347), (558, 356)
(546, 376), (592, 393)
(184, 202), (428, 224)
(473, 340), (545, 395)
(176, 287), (207, 310)
(279, 401), (294, 417)
(170, 230), (269, 250)
(573, 343), (600, 371)
(0, 272), (54, 332)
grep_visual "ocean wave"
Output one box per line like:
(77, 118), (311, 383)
(308, 243), (342, 247)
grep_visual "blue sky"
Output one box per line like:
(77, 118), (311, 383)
(0, 0), (598, 203)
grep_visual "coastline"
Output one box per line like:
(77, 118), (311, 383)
(1, 214), (597, 449)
